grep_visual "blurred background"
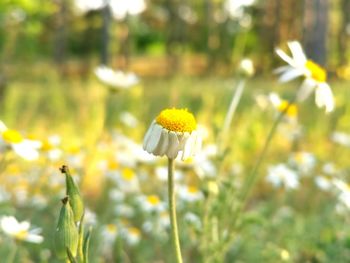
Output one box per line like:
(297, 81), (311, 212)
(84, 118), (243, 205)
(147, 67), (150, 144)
(1, 0), (349, 78)
(1, 0), (350, 262)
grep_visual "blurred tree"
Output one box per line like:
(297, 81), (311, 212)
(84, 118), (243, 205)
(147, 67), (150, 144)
(53, 0), (68, 69)
(303, 0), (328, 66)
(101, 0), (111, 65)
(338, 0), (350, 65)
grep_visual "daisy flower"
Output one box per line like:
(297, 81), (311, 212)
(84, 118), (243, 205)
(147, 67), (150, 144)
(266, 164), (299, 190)
(0, 122), (41, 161)
(138, 194), (166, 213)
(143, 108), (201, 160)
(95, 65), (139, 90)
(178, 185), (204, 203)
(275, 41), (334, 113)
(0, 216), (43, 243)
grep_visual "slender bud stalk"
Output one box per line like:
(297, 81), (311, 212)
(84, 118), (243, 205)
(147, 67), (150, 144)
(168, 158), (183, 263)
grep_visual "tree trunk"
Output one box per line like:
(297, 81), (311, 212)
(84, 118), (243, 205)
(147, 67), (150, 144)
(53, 0), (68, 69)
(303, 0), (328, 66)
(101, 0), (111, 66)
(338, 0), (350, 65)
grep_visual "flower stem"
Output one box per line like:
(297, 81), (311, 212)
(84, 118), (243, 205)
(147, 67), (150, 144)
(167, 158), (183, 263)
(219, 78), (246, 151)
(239, 95), (297, 203)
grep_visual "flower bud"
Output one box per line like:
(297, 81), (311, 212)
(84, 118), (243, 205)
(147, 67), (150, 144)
(54, 197), (79, 259)
(60, 165), (84, 223)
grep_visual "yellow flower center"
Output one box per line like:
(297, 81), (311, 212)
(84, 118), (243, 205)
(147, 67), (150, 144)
(128, 227), (141, 236)
(15, 230), (28, 240)
(41, 139), (53, 151)
(305, 60), (327, 82)
(156, 108), (197, 133)
(188, 185), (199, 193)
(277, 100), (298, 117)
(122, 168), (135, 181)
(147, 195), (160, 205)
(106, 224), (118, 234)
(2, 129), (23, 144)
(108, 159), (119, 170)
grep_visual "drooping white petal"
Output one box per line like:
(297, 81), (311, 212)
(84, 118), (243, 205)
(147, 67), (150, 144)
(144, 124), (162, 153)
(182, 134), (195, 160)
(167, 131), (180, 159)
(315, 82), (334, 113)
(143, 121), (155, 149)
(297, 79), (316, 102)
(287, 41), (307, 65)
(152, 129), (169, 156)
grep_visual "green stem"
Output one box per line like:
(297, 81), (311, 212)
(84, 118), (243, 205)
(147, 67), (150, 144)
(224, 95), (297, 247)
(239, 95), (296, 203)
(7, 242), (17, 263)
(219, 78), (246, 151)
(168, 158), (183, 263)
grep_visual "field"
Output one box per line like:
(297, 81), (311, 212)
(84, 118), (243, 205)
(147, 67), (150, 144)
(0, 61), (350, 263)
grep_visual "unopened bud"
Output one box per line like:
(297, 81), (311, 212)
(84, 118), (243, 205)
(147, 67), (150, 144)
(54, 197), (79, 259)
(60, 165), (84, 223)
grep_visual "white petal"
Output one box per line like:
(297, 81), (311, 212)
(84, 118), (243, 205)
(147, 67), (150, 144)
(287, 41), (307, 65)
(12, 143), (39, 161)
(144, 124), (162, 154)
(182, 134), (195, 160)
(152, 129), (169, 156)
(273, 65), (293, 74)
(278, 68), (304, 82)
(297, 79), (316, 102)
(315, 83), (334, 113)
(143, 121), (155, 149)
(167, 132), (180, 159)
(26, 233), (44, 243)
(275, 48), (295, 66)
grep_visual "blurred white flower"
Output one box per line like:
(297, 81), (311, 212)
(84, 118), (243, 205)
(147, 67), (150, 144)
(239, 58), (255, 77)
(184, 212), (201, 229)
(122, 227), (141, 246)
(95, 66), (139, 89)
(74, 0), (104, 13)
(331, 131), (350, 148)
(155, 166), (183, 181)
(269, 92), (298, 121)
(111, 168), (140, 193)
(332, 178), (350, 210)
(0, 216), (43, 243)
(315, 176), (332, 191)
(266, 164), (299, 190)
(138, 194), (166, 213)
(0, 123), (41, 161)
(288, 151), (316, 175)
(110, 0), (146, 20)
(224, 0), (255, 19)
(114, 204), (135, 218)
(275, 41), (334, 113)
(178, 185), (204, 203)
(74, 0), (146, 20)
(40, 134), (62, 161)
(119, 112), (139, 128)
(322, 162), (339, 176)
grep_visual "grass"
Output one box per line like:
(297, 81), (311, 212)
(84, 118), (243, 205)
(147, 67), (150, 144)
(0, 63), (350, 262)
